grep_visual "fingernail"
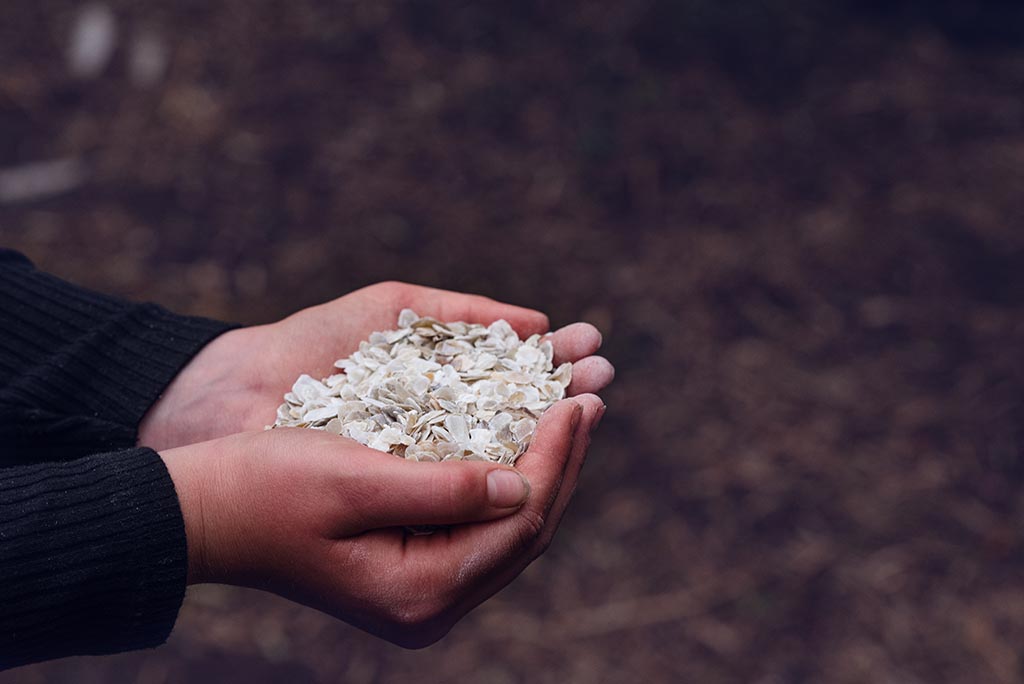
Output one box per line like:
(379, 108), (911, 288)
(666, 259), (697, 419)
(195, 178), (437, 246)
(591, 404), (607, 432)
(570, 401), (584, 430)
(487, 469), (530, 508)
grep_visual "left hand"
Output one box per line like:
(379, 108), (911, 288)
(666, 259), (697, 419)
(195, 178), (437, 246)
(159, 395), (604, 647)
(139, 281), (614, 450)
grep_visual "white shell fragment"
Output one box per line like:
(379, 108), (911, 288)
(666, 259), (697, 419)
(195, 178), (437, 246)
(272, 310), (572, 466)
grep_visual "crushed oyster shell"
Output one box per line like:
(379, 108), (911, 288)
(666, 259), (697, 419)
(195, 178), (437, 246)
(272, 309), (572, 465)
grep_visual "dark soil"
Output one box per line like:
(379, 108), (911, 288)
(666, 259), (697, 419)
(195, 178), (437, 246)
(3, 2), (1024, 682)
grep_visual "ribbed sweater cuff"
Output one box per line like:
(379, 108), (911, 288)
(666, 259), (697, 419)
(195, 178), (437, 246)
(0, 256), (237, 437)
(0, 448), (187, 668)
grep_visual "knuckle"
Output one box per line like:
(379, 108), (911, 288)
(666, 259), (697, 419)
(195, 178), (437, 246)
(469, 292), (497, 305)
(389, 622), (452, 649)
(385, 280), (416, 299)
(377, 280), (406, 293)
(384, 599), (452, 649)
(363, 281), (411, 302)
(516, 508), (547, 546)
(388, 598), (434, 627)
(437, 468), (480, 518)
(536, 526), (557, 554)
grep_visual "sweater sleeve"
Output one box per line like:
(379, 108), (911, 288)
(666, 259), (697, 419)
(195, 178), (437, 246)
(0, 447), (187, 669)
(0, 249), (238, 464)
(0, 249), (237, 667)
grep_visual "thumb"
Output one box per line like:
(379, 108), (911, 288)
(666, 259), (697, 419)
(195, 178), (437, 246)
(340, 457), (533, 533)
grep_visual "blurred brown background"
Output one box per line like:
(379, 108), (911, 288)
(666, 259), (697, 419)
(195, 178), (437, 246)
(3, 1), (1024, 682)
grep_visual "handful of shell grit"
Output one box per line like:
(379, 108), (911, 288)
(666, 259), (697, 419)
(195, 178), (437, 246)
(272, 309), (572, 465)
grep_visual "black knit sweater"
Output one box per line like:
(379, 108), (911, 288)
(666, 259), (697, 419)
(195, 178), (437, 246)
(0, 249), (235, 669)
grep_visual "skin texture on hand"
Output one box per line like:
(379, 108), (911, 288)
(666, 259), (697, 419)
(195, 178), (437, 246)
(160, 393), (605, 648)
(151, 282), (614, 647)
(140, 282), (614, 451)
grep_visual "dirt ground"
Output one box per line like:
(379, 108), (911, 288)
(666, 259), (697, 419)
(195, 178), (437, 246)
(3, 2), (1024, 682)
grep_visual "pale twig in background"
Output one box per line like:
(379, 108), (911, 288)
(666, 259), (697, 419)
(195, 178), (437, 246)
(0, 158), (87, 204)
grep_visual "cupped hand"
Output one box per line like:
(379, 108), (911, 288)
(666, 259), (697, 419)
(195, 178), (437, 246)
(160, 394), (605, 647)
(140, 282), (614, 451)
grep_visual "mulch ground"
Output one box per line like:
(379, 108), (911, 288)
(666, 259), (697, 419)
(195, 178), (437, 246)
(3, 2), (1024, 682)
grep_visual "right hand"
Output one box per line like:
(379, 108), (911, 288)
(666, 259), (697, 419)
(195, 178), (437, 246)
(141, 282), (614, 451)
(160, 394), (605, 647)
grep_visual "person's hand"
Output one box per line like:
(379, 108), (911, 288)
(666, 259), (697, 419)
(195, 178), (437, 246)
(160, 394), (604, 647)
(140, 282), (614, 451)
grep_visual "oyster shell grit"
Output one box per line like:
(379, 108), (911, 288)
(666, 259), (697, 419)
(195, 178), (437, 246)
(272, 309), (572, 466)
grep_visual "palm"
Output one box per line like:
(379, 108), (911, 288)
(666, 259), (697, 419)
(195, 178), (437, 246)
(240, 398), (596, 647)
(248, 284), (610, 426)
(140, 282), (613, 450)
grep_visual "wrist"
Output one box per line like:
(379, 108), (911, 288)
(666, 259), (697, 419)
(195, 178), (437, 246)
(138, 326), (263, 450)
(160, 443), (213, 586)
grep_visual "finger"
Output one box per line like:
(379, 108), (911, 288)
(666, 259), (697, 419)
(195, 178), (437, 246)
(370, 399), (582, 563)
(383, 400), (583, 600)
(566, 356), (616, 396)
(506, 399), (583, 529)
(401, 285), (550, 338)
(335, 456), (533, 534)
(486, 396), (601, 569)
(406, 396), (602, 624)
(419, 399), (582, 566)
(328, 283), (549, 340)
(533, 393), (604, 536)
(545, 323), (603, 365)
(512, 394), (601, 548)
